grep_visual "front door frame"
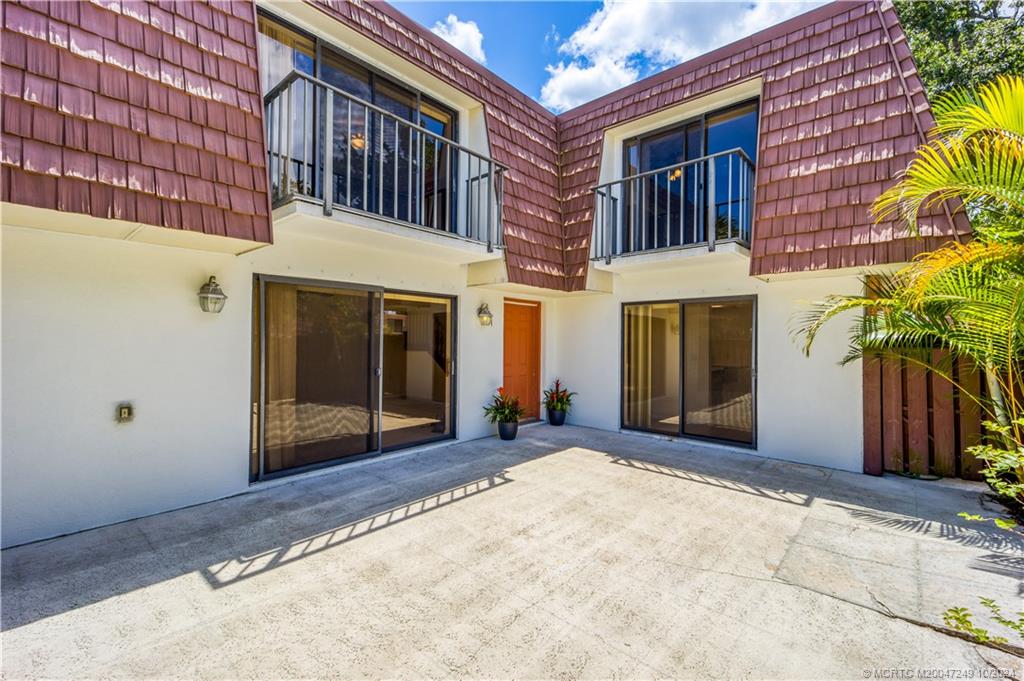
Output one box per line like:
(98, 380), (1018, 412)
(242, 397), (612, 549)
(503, 297), (542, 420)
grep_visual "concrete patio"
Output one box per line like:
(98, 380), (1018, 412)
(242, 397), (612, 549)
(2, 425), (1022, 679)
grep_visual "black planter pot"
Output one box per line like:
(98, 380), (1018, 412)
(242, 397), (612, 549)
(547, 408), (567, 426)
(497, 421), (519, 441)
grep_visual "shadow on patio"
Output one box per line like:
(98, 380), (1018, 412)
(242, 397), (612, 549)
(3, 426), (1021, 634)
(201, 473), (512, 589)
(602, 434), (1023, 556)
(0, 434), (569, 630)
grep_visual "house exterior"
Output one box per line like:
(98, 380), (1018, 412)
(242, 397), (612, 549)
(0, 0), (971, 548)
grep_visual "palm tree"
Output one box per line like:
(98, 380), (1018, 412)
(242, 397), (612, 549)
(873, 74), (1024, 243)
(795, 75), (1024, 503)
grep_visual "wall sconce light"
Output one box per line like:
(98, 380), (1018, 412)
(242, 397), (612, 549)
(198, 276), (227, 313)
(669, 168), (682, 181)
(477, 303), (493, 326)
(350, 133), (366, 151)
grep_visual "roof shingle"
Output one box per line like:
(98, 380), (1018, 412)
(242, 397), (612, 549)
(0, 0), (271, 244)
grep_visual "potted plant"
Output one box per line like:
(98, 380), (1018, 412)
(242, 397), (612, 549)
(543, 379), (576, 426)
(483, 387), (525, 440)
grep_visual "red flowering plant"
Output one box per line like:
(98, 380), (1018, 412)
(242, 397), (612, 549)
(543, 379), (576, 413)
(483, 387), (525, 424)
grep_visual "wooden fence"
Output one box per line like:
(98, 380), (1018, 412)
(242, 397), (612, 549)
(863, 354), (986, 480)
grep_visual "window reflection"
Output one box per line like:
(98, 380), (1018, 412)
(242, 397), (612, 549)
(258, 13), (458, 232)
(381, 293), (453, 449)
(621, 100), (758, 252)
(622, 299), (755, 445)
(623, 303), (681, 435)
(258, 17), (315, 197)
(706, 102), (759, 241)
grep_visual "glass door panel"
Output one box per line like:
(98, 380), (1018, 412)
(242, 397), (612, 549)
(322, 50), (372, 210)
(374, 80), (416, 221)
(623, 303), (681, 434)
(705, 102), (759, 240)
(381, 293), (453, 449)
(261, 282), (379, 476)
(258, 17), (315, 198)
(682, 301), (754, 444)
(639, 129), (684, 251)
(624, 121), (702, 252)
(420, 99), (455, 232)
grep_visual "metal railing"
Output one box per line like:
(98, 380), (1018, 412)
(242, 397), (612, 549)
(265, 71), (505, 250)
(591, 148), (755, 263)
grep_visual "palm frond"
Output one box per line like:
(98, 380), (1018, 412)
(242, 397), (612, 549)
(872, 135), (1024, 232)
(903, 241), (1024, 303)
(932, 75), (1024, 141)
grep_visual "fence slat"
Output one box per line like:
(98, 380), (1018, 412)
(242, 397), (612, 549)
(882, 359), (905, 473)
(905, 365), (929, 475)
(958, 359), (985, 479)
(930, 350), (957, 477)
(863, 359), (883, 475)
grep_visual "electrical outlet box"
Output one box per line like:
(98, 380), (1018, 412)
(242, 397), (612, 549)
(116, 402), (134, 423)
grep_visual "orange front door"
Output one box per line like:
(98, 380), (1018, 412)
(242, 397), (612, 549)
(503, 299), (541, 419)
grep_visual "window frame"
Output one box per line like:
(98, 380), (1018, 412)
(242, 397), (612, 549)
(256, 9), (460, 143)
(619, 294), (758, 449)
(621, 97), (760, 178)
(248, 273), (459, 483)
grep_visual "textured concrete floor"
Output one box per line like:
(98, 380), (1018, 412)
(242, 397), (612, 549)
(2, 426), (1022, 680)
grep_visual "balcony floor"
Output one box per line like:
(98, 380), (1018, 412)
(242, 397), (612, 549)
(272, 199), (503, 266)
(592, 239), (750, 273)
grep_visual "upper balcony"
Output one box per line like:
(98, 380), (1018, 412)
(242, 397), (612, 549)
(264, 70), (505, 261)
(591, 148), (755, 269)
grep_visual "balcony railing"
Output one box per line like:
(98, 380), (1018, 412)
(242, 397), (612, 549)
(591, 148), (755, 263)
(264, 71), (506, 250)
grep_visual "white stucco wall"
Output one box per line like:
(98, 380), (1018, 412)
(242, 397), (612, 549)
(0, 223), (512, 547)
(552, 256), (865, 473)
(1, 219), (865, 547)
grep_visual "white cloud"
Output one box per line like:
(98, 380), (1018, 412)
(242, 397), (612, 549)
(540, 57), (638, 114)
(539, 0), (826, 113)
(431, 14), (487, 65)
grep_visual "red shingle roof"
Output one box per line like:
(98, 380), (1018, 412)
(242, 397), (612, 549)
(0, 0), (271, 243)
(0, 0), (969, 290)
(309, 0), (566, 290)
(556, 0), (970, 289)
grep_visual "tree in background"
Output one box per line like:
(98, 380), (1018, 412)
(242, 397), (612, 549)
(895, 0), (1024, 97)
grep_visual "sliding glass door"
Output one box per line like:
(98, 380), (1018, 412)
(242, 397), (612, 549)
(623, 303), (681, 434)
(252, 277), (454, 480)
(622, 298), (755, 445)
(382, 293), (453, 449)
(259, 281), (380, 477)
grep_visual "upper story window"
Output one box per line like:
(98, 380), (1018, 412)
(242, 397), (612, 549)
(592, 99), (758, 258)
(258, 12), (505, 243)
(257, 14), (457, 142)
(623, 100), (758, 178)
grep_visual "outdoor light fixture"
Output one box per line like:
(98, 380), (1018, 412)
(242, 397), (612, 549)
(198, 276), (227, 313)
(669, 168), (682, 181)
(350, 133), (366, 150)
(477, 303), (493, 326)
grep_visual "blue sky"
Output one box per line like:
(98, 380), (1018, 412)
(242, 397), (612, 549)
(392, 1), (827, 113)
